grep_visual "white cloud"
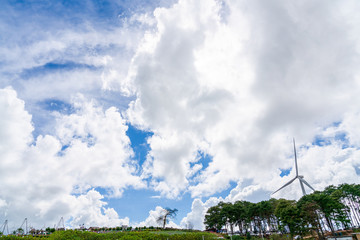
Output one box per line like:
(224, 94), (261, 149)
(136, 206), (179, 228)
(54, 95), (146, 196)
(2, 0), (360, 232)
(0, 199), (7, 209)
(181, 114), (360, 229)
(0, 87), (33, 159)
(180, 197), (221, 230)
(125, 0), (241, 198)
(0, 7), (148, 138)
(124, 0), (360, 201)
(69, 189), (129, 228)
(0, 87), (143, 229)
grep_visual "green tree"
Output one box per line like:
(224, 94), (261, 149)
(275, 199), (304, 238)
(297, 194), (325, 239)
(339, 183), (360, 227)
(204, 205), (225, 231)
(268, 198), (281, 232)
(17, 227), (24, 235)
(323, 186), (351, 230)
(233, 201), (247, 234)
(220, 202), (237, 234)
(246, 201), (258, 233)
(203, 183), (358, 239)
(46, 227), (56, 234)
(310, 190), (349, 234)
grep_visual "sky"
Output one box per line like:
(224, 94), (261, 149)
(1, 0), (360, 232)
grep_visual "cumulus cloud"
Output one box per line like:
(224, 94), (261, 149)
(125, 0), (239, 198)
(180, 117), (360, 229)
(136, 206), (179, 228)
(0, 88), (142, 228)
(0, 87), (33, 159)
(124, 0), (360, 201)
(180, 197), (221, 230)
(69, 190), (130, 228)
(55, 95), (145, 196)
(2, 0), (360, 232)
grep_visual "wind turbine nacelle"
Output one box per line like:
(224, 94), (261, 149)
(298, 175), (304, 178)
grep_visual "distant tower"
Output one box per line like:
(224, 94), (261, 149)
(1, 220), (9, 235)
(19, 218), (28, 235)
(56, 217), (65, 230)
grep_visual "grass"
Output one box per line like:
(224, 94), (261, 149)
(150, 231), (189, 235)
(0, 230), (219, 240)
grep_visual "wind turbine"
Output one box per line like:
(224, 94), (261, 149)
(272, 139), (315, 196)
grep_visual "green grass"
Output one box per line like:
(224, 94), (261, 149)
(0, 230), (219, 240)
(150, 231), (189, 235)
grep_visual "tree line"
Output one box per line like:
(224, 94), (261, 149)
(204, 183), (360, 239)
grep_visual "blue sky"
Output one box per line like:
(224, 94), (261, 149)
(1, 0), (360, 231)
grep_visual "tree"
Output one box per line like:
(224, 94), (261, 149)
(157, 207), (178, 229)
(203, 183), (359, 238)
(268, 198), (281, 232)
(338, 183), (360, 227)
(17, 228), (24, 235)
(46, 227), (56, 234)
(220, 202), (237, 234)
(275, 199), (304, 238)
(205, 205), (225, 231)
(297, 194), (325, 239)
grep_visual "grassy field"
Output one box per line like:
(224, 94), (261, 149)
(0, 230), (221, 240)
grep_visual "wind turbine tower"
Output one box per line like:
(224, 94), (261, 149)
(19, 218), (28, 235)
(1, 220), (9, 235)
(56, 217), (65, 230)
(272, 139), (315, 196)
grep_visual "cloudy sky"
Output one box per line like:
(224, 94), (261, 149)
(1, 0), (360, 231)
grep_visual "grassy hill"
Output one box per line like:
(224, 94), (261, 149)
(0, 229), (221, 240)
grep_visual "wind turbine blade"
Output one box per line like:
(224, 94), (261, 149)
(272, 177), (297, 195)
(299, 178), (306, 195)
(293, 138), (299, 177)
(300, 178), (315, 192)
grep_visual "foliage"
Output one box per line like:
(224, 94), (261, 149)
(204, 183), (360, 238)
(46, 227), (56, 234)
(204, 205), (225, 231)
(274, 199), (304, 237)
